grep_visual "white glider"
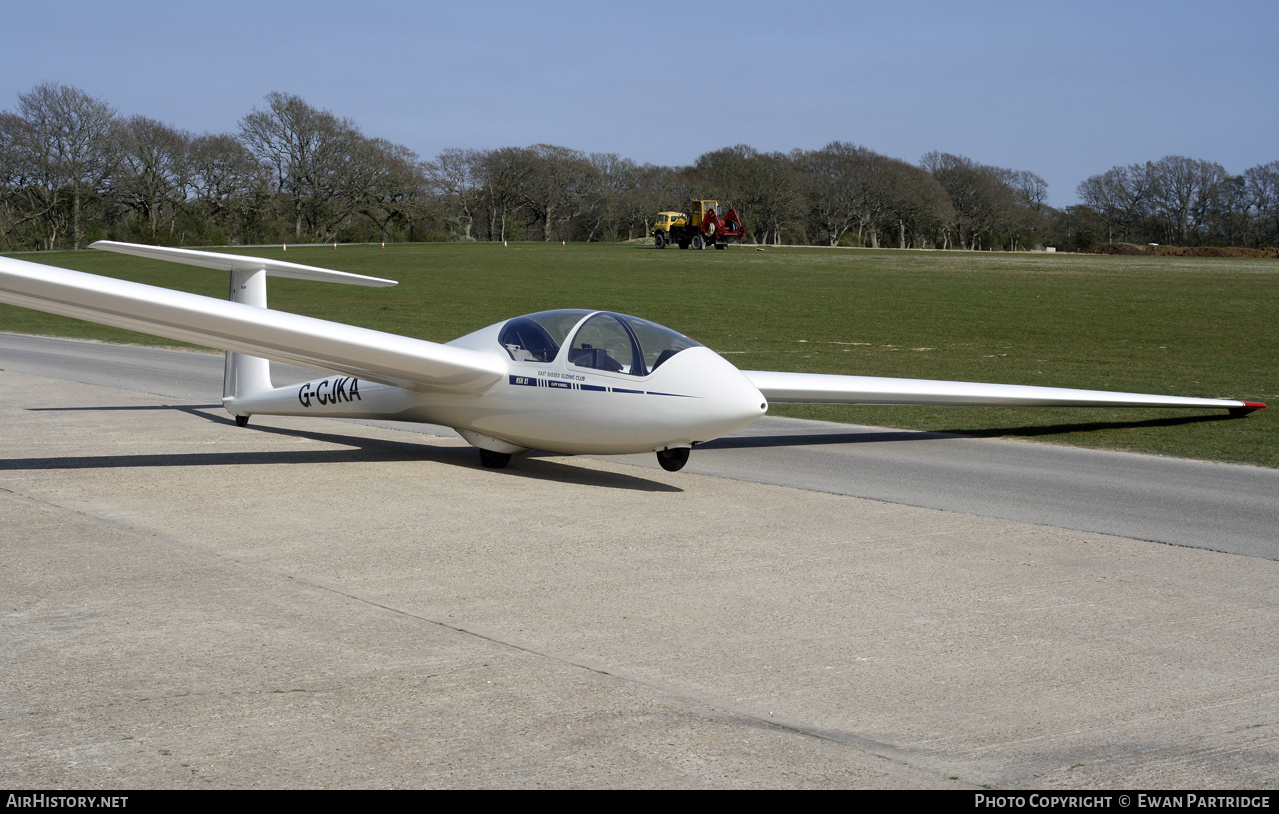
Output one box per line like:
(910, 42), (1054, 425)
(0, 242), (1264, 471)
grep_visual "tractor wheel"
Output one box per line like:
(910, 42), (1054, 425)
(654, 231), (666, 249)
(691, 234), (705, 250)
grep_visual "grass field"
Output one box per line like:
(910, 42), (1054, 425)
(3, 242), (1276, 468)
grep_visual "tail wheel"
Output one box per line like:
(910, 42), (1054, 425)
(479, 449), (512, 469)
(656, 447), (690, 472)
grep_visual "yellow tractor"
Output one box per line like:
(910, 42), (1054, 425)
(653, 200), (746, 249)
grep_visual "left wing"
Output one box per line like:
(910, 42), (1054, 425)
(743, 370), (1264, 414)
(0, 254), (505, 393)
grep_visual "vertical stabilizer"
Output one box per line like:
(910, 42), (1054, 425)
(223, 268), (272, 404)
(82, 242), (400, 418)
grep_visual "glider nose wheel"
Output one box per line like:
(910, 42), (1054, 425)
(656, 447), (690, 472)
(479, 449), (512, 469)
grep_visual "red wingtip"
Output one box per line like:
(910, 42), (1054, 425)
(1229, 402), (1266, 417)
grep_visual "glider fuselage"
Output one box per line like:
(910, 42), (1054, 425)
(228, 312), (769, 455)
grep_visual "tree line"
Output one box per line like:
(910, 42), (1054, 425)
(3, 84), (1276, 252)
(1074, 155), (1279, 249)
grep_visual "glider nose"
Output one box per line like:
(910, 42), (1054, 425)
(627, 346), (769, 448)
(726, 378), (769, 434)
(685, 350), (768, 440)
(733, 371), (769, 423)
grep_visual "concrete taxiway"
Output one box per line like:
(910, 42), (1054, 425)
(2, 336), (1277, 788)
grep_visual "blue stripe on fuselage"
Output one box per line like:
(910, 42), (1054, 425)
(507, 375), (693, 397)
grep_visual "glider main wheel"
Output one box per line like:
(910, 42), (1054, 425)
(235, 415), (250, 427)
(691, 234), (705, 250)
(656, 447), (690, 472)
(654, 232), (667, 249)
(479, 449), (512, 469)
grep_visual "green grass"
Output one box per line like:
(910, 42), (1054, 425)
(3, 242), (1276, 467)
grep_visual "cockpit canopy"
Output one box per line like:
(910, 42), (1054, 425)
(498, 309), (701, 376)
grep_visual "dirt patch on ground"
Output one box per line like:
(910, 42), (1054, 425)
(1086, 242), (1278, 258)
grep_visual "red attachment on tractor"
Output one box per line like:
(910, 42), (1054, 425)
(701, 207), (745, 238)
(721, 208), (745, 237)
(702, 207), (721, 236)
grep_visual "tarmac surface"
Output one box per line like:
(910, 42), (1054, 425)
(2, 337), (1278, 788)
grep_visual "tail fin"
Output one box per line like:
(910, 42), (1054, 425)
(223, 268), (272, 402)
(87, 241), (397, 417)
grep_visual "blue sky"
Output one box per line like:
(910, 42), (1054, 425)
(4, 0), (1275, 205)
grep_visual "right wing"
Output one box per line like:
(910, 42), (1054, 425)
(0, 254), (504, 393)
(743, 370), (1264, 414)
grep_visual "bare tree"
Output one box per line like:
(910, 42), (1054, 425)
(1243, 161), (1279, 247)
(1147, 155), (1228, 245)
(240, 92), (363, 240)
(884, 159), (954, 249)
(921, 152), (1017, 250)
(112, 116), (190, 242)
(10, 83), (118, 249)
(427, 147), (484, 241)
(0, 110), (60, 249)
(1006, 169), (1049, 213)
(794, 142), (866, 246)
(517, 144), (598, 242)
(476, 147), (533, 242)
(851, 151), (899, 248)
(579, 153), (632, 242)
(349, 137), (427, 243)
(1076, 163), (1155, 244)
(186, 133), (271, 244)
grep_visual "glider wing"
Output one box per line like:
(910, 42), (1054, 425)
(743, 370), (1264, 413)
(0, 254), (504, 393)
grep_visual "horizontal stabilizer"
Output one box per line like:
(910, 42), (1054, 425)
(743, 370), (1263, 412)
(0, 256), (503, 393)
(91, 241), (397, 287)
